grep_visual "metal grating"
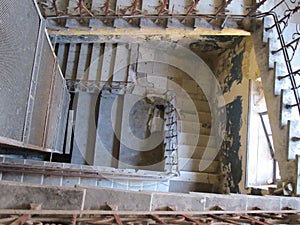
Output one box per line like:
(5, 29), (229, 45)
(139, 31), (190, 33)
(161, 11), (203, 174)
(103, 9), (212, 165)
(28, 32), (55, 147)
(44, 64), (69, 151)
(0, 0), (70, 152)
(0, 0), (40, 141)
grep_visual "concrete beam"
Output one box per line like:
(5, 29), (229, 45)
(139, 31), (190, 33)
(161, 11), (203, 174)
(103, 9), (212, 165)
(0, 181), (85, 210)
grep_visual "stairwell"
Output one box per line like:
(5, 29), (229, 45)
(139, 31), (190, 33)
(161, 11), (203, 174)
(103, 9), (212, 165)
(51, 39), (221, 192)
(1, 0), (300, 196)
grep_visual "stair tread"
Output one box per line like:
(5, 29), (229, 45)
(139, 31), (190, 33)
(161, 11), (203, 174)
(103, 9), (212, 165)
(178, 158), (219, 173)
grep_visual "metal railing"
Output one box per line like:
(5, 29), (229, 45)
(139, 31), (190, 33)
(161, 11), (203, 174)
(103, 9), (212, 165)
(254, 0), (300, 116)
(164, 92), (179, 175)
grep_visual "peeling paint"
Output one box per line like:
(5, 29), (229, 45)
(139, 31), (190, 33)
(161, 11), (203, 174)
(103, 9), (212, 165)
(221, 96), (243, 193)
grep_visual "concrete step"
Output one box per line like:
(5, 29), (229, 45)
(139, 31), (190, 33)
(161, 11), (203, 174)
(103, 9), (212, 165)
(128, 43), (139, 82)
(178, 158), (219, 173)
(178, 145), (218, 160)
(56, 43), (67, 71)
(281, 89), (300, 126)
(195, 0), (222, 15)
(112, 43), (130, 82)
(178, 111), (212, 124)
(176, 96), (210, 113)
(225, 0), (251, 15)
(171, 171), (219, 184)
(288, 120), (300, 160)
(274, 62), (290, 96)
(66, 0), (90, 29)
(100, 43), (116, 81)
(65, 43), (80, 79)
(93, 94), (121, 168)
(101, 179), (169, 192)
(88, 43), (104, 81)
(76, 43), (91, 80)
(178, 132), (215, 148)
(178, 120), (211, 135)
(72, 92), (98, 165)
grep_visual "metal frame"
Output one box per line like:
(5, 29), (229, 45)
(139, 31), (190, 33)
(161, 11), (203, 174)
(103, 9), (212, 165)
(0, 209), (299, 225)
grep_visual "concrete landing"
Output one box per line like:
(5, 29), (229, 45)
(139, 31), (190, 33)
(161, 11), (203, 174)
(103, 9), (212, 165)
(1, 182), (299, 211)
(0, 181), (85, 210)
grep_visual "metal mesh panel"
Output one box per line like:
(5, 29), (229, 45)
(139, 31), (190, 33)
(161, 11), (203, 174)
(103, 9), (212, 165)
(28, 33), (56, 147)
(45, 65), (68, 151)
(0, 0), (40, 141)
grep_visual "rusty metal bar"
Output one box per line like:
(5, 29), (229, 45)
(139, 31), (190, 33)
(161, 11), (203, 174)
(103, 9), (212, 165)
(101, 0), (113, 16)
(0, 209), (299, 215)
(129, 0), (140, 15)
(46, 14), (247, 21)
(107, 206), (124, 225)
(215, 0), (233, 16)
(186, 0), (200, 16)
(240, 215), (273, 225)
(167, 207), (205, 225)
(150, 215), (167, 224)
(246, 0), (268, 16)
(210, 215), (241, 224)
(157, 0), (169, 16)
(70, 214), (76, 225)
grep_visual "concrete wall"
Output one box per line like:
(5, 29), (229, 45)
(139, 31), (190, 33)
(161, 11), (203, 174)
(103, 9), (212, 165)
(214, 37), (258, 194)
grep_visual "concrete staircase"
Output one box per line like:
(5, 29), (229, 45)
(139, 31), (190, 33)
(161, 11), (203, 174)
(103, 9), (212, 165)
(49, 38), (222, 192)
(252, 2), (300, 194)
(38, 0), (254, 30)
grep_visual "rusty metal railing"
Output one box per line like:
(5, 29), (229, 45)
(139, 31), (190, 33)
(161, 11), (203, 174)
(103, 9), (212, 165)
(0, 208), (299, 224)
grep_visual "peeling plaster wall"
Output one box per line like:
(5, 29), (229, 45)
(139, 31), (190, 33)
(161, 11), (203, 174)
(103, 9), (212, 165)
(214, 37), (258, 193)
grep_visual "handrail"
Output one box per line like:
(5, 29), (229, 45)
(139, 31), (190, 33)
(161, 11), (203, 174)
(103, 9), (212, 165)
(164, 93), (179, 175)
(254, 2), (300, 116)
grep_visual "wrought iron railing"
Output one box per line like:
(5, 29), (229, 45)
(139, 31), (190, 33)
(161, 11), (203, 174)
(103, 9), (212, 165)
(253, 0), (300, 115)
(164, 93), (179, 175)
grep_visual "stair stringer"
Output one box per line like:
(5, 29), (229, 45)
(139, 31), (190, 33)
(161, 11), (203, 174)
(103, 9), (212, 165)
(251, 21), (297, 184)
